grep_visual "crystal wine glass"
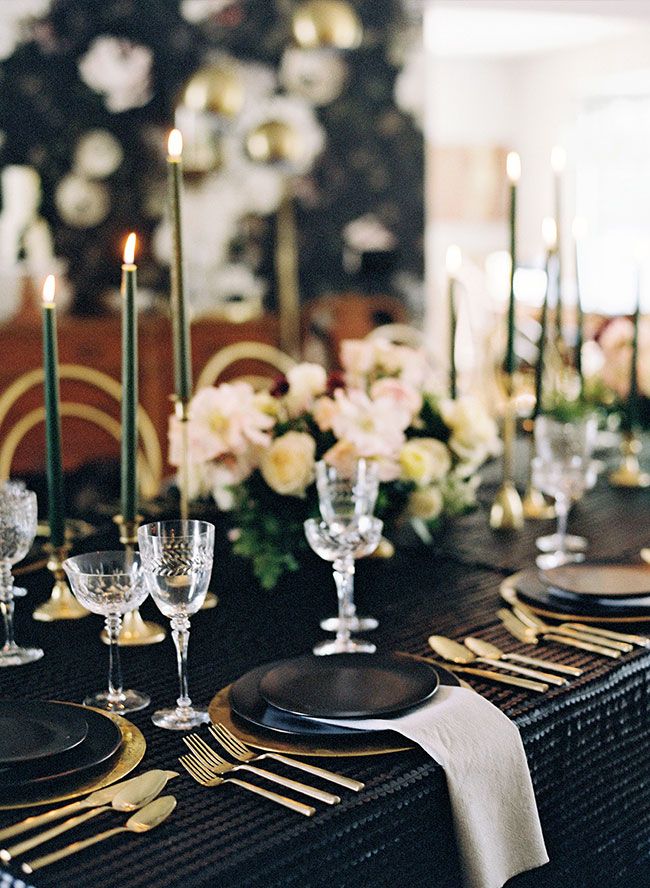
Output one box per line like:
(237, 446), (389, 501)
(533, 415), (596, 561)
(63, 551), (150, 712)
(307, 459), (381, 654)
(305, 515), (383, 655)
(535, 416), (597, 553)
(0, 481), (42, 667)
(137, 520), (215, 730)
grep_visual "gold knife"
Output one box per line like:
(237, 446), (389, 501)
(559, 623), (649, 648)
(512, 604), (627, 655)
(397, 652), (548, 692)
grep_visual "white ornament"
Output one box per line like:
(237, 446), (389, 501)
(78, 36), (153, 113)
(280, 47), (347, 106)
(55, 174), (110, 228)
(74, 129), (123, 179)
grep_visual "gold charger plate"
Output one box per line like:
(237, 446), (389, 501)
(500, 573), (650, 624)
(208, 684), (413, 757)
(0, 706), (146, 811)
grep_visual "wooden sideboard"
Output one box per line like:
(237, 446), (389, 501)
(0, 313), (280, 478)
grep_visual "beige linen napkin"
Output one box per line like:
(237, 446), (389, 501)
(314, 686), (548, 888)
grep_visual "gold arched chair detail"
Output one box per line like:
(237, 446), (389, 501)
(196, 341), (296, 390)
(0, 364), (163, 498)
(365, 324), (424, 349)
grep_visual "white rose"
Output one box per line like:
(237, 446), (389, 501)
(408, 486), (443, 521)
(261, 431), (316, 497)
(285, 363), (327, 417)
(442, 396), (500, 464)
(399, 438), (451, 486)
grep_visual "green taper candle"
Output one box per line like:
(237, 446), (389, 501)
(534, 218), (557, 419)
(445, 245), (462, 399)
(572, 217), (588, 391)
(551, 146), (566, 344)
(505, 152), (520, 376)
(167, 129), (192, 403)
(120, 233), (138, 524)
(41, 275), (65, 548)
(629, 271), (641, 430)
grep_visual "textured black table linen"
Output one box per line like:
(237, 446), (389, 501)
(0, 469), (649, 888)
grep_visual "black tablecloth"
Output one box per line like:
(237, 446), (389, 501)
(1, 456), (649, 888)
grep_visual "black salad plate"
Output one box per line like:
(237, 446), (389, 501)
(229, 656), (457, 739)
(258, 654), (440, 719)
(515, 570), (650, 618)
(540, 565), (650, 599)
(0, 701), (88, 766)
(0, 704), (122, 790)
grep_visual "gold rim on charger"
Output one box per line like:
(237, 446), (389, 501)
(500, 572), (650, 624)
(208, 685), (413, 757)
(0, 706), (146, 811)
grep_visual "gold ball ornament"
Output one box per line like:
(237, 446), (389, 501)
(292, 0), (362, 50)
(181, 63), (244, 118)
(245, 119), (303, 166)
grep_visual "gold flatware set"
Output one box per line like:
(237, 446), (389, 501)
(179, 722), (364, 816)
(0, 769), (178, 873)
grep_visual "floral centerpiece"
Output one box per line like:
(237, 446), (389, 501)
(170, 339), (500, 589)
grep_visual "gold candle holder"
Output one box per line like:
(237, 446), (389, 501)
(33, 541), (89, 621)
(101, 514), (166, 646)
(490, 381), (524, 531)
(522, 433), (555, 520)
(609, 431), (650, 488)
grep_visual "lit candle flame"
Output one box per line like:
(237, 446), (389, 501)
(168, 129), (183, 158)
(506, 151), (521, 183)
(445, 244), (462, 276)
(123, 232), (137, 265)
(572, 216), (588, 240)
(550, 145), (566, 174)
(542, 217), (557, 250)
(42, 274), (55, 304)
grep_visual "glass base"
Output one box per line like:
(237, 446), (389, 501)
(536, 533), (587, 553)
(0, 645), (44, 667)
(536, 551), (586, 570)
(83, 689), (150, 713)
(320, 615), (378, 633)
(151, 706), (209, 731)
(313, 638), (376, 655)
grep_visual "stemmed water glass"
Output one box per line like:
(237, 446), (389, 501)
(0, 481), (42, 666)
(532, 415), (596, 569)
(138, 520), (215, 730)
(63, 551), (150, 712)
(304, 460), (382, 655)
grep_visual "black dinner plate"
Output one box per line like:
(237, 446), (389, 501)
(229, 658), (458, 740)
(0, 704), (122, 790)
(0, 701), (88, 766)
(515, 570), (650, 618)
(540, 565), (650, 599)
(259, 654), (441, 719)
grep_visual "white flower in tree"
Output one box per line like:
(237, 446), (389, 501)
(78, 37), (153, 113)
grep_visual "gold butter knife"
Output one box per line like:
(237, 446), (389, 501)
(558, 623), (649, 648)
(397, 652), (548, 692)
(512, 605), (627, 655)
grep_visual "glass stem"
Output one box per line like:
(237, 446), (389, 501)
(171, 615), (193, 717)
(0, 560), (16, 653)
(105, 614), (124, 706)
(555, 495), (569, 553)
(333, 555), (355, 646)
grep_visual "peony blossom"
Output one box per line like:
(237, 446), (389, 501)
(370, 377), (422, 419)
(284, 362), (327, 418)
(260, 431), (316, 497)
(340, 337), (429, 391)
(313, 395), (338, 432)
(599, 316), (650, 399)
(440, 396), (501, 469)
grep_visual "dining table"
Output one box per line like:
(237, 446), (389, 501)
(0, 450), (649, 888)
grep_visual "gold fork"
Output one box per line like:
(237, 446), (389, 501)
(210, 723), (365, 792)
(178, 755), (315, 816)
(183, 735), (340, 805)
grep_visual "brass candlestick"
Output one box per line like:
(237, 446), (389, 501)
(522, 432), (555, 520)
(101, 514), (166, 646)
(490, 380), (524, 531)
(33, 541), (88, 621)
(609, 431), (650, 488)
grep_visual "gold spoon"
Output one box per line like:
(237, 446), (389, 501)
(428, 635), (564, 686)
(22, 795), (176, 873)
(0, 769), (178, 844)
(2, 770), (174, 861)
(464, 637), (577, 681)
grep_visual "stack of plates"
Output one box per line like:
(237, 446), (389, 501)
(211, 653), (459, 756)
(514, 564), (650, 620)
(0, 701), (134, 809)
